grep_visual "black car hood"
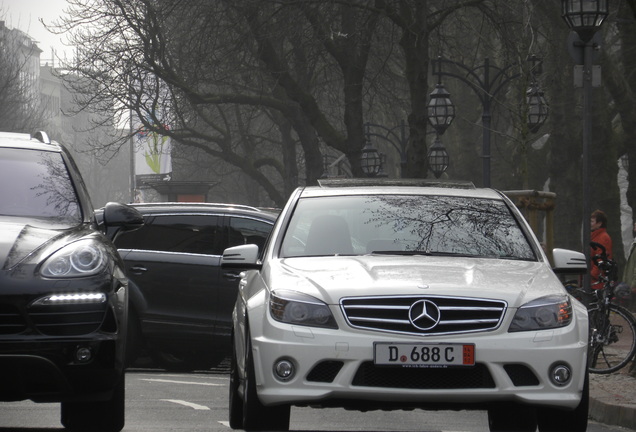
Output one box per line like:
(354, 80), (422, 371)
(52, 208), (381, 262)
(0, 219), (83, 270)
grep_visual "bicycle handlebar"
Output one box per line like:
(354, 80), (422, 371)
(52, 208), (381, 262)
(590, 241), (618, 283)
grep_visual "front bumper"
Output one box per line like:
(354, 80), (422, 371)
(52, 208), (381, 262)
(0, 337), (122, 402)
(248, 304), (588, 411)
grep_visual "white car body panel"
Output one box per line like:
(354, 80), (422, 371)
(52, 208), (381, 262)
(225, 183), (590, 431)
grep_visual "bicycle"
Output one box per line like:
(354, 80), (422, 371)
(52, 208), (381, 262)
(584, 242), (636, 374)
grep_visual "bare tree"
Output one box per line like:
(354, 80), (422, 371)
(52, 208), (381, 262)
(0, 20), (48, 132)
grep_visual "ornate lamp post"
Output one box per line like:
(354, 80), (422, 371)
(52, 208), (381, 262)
(360, 138), (382, 177)
(427, 82), (455, 136)
(526, 82), (549, 133)
(426, 80), (455, 178)
(430, 57), (520, 188)
(427, 137), (450, 179)
(561, 0), (608, 295)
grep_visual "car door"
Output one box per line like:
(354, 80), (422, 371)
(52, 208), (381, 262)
(116, 213), (222, 344)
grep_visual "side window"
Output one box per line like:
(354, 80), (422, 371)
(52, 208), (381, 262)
(115, 214), (222, 255)
(228, 217), (273, 251)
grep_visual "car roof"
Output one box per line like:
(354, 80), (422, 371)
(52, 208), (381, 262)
(129, 202), (279, 220)
(0, 131), (62, 152)
(301, 178), (503, 200)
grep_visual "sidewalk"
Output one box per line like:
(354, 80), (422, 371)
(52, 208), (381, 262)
(589, 368), (636, 430)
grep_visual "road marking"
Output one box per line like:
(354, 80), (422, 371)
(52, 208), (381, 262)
(140, 378), (224, 386)
(161, 399), (210, 410)
(218, 421), (230, 427)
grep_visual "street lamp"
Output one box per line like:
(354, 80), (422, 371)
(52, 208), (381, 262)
(360, 139), (382, 177)
(427, 137), (450, 179)
(526, 82), (549, 133)
(425, 80), (455, 179)
(561, 0), (609, 42)
(561, 0), (608, 296)
(427, 82), (455, 136)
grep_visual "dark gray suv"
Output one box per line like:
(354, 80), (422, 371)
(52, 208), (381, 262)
(0, 131), (143, 431)
(114, 202), (277, 371)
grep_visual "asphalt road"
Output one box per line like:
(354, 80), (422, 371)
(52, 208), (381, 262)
(0, 368), (631, 432)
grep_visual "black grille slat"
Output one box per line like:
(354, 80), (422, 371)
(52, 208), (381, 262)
(28, 304), (107, 336)
(352, 361), (495, 389)
(0, 304), (27, 335)
(341, 295), (506, 335)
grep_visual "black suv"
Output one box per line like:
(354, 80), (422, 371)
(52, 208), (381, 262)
(0, 131), (143, 431)
(114, 202), (277, 371)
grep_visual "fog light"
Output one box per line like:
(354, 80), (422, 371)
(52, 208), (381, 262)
(75, 347), (93, 363)
(550, 364), (572, 386)
(273, 359), (295, 381)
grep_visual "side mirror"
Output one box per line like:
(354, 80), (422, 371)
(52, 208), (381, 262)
(101, 202), (144, 241)
(222, 244), (261, 269)
(552, 248), (587, 275)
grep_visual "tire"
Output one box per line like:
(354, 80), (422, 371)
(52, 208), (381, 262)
(228, 337), (244, 429)
(61, 373), (125, 431)
(537, 371), (589, 432)
(125, 308), (143, 368)
(588, 303), (636, 374)
(242, 334), (290, 431)
(488, 404), (536, 432)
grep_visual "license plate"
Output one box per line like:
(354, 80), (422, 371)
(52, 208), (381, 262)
(374, 342), (475, 368)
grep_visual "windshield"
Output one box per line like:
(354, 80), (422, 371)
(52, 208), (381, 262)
(280, 194), (535, 260)
(0, 148), (81, 223)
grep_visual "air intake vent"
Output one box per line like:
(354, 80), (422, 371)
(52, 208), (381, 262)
(352, 361), (495, 389)
(0, 304), (27, 335)
(28, 303), (107, 336)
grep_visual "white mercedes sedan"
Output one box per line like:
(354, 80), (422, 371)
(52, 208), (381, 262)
(222, 180), (589, 432)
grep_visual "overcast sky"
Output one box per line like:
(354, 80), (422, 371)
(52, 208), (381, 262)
(1, 0), (73, 63)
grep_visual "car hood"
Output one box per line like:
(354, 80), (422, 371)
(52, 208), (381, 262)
(0, 219), (84, 270)
(269, 255), (564, 308)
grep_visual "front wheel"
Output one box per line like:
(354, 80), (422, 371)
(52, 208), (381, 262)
(242, 334), (290, 431)
(61, 373), (125, 431)
(588, 303), (636, 374)
(228, 338), (244, 429)
(488, 404), (536, 432)
(536, 371), (589, 432)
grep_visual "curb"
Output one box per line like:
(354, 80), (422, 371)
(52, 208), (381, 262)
(589, 371), (636, 431)
(589, 396), (636, 430)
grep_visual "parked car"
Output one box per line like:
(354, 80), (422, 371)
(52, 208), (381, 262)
(114, 202), (278, 371)
(222, 179), (589, 432)
(0, 131), (143, 431)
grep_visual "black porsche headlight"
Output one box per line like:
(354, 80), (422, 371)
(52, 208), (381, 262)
(40, 239), (108, 278)
(270, 290), (338, 329)
(509, 295), (573, 332)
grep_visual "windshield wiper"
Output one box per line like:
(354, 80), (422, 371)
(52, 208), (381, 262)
(370, 250), (471, 257)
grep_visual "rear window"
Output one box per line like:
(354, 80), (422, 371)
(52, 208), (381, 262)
(280, 194), (535, 260)
(0, 148), (81, 223)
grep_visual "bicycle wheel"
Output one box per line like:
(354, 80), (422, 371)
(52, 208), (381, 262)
(588, 303), (636, 374)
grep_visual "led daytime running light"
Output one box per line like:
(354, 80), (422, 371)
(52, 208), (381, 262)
(35, 293), (107, 306)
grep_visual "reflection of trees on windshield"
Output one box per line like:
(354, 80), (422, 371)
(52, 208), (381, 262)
(34, 153), (81, 221)
(364, 195), (534, 259)
(0, 149), (80, 223)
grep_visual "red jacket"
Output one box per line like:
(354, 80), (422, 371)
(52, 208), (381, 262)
(590, 227), (612, 288)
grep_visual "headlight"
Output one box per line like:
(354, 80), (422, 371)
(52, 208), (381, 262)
(270, 290), (338, 329)
(509, 295), (573, 332)
(41, 239), (108, 278)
